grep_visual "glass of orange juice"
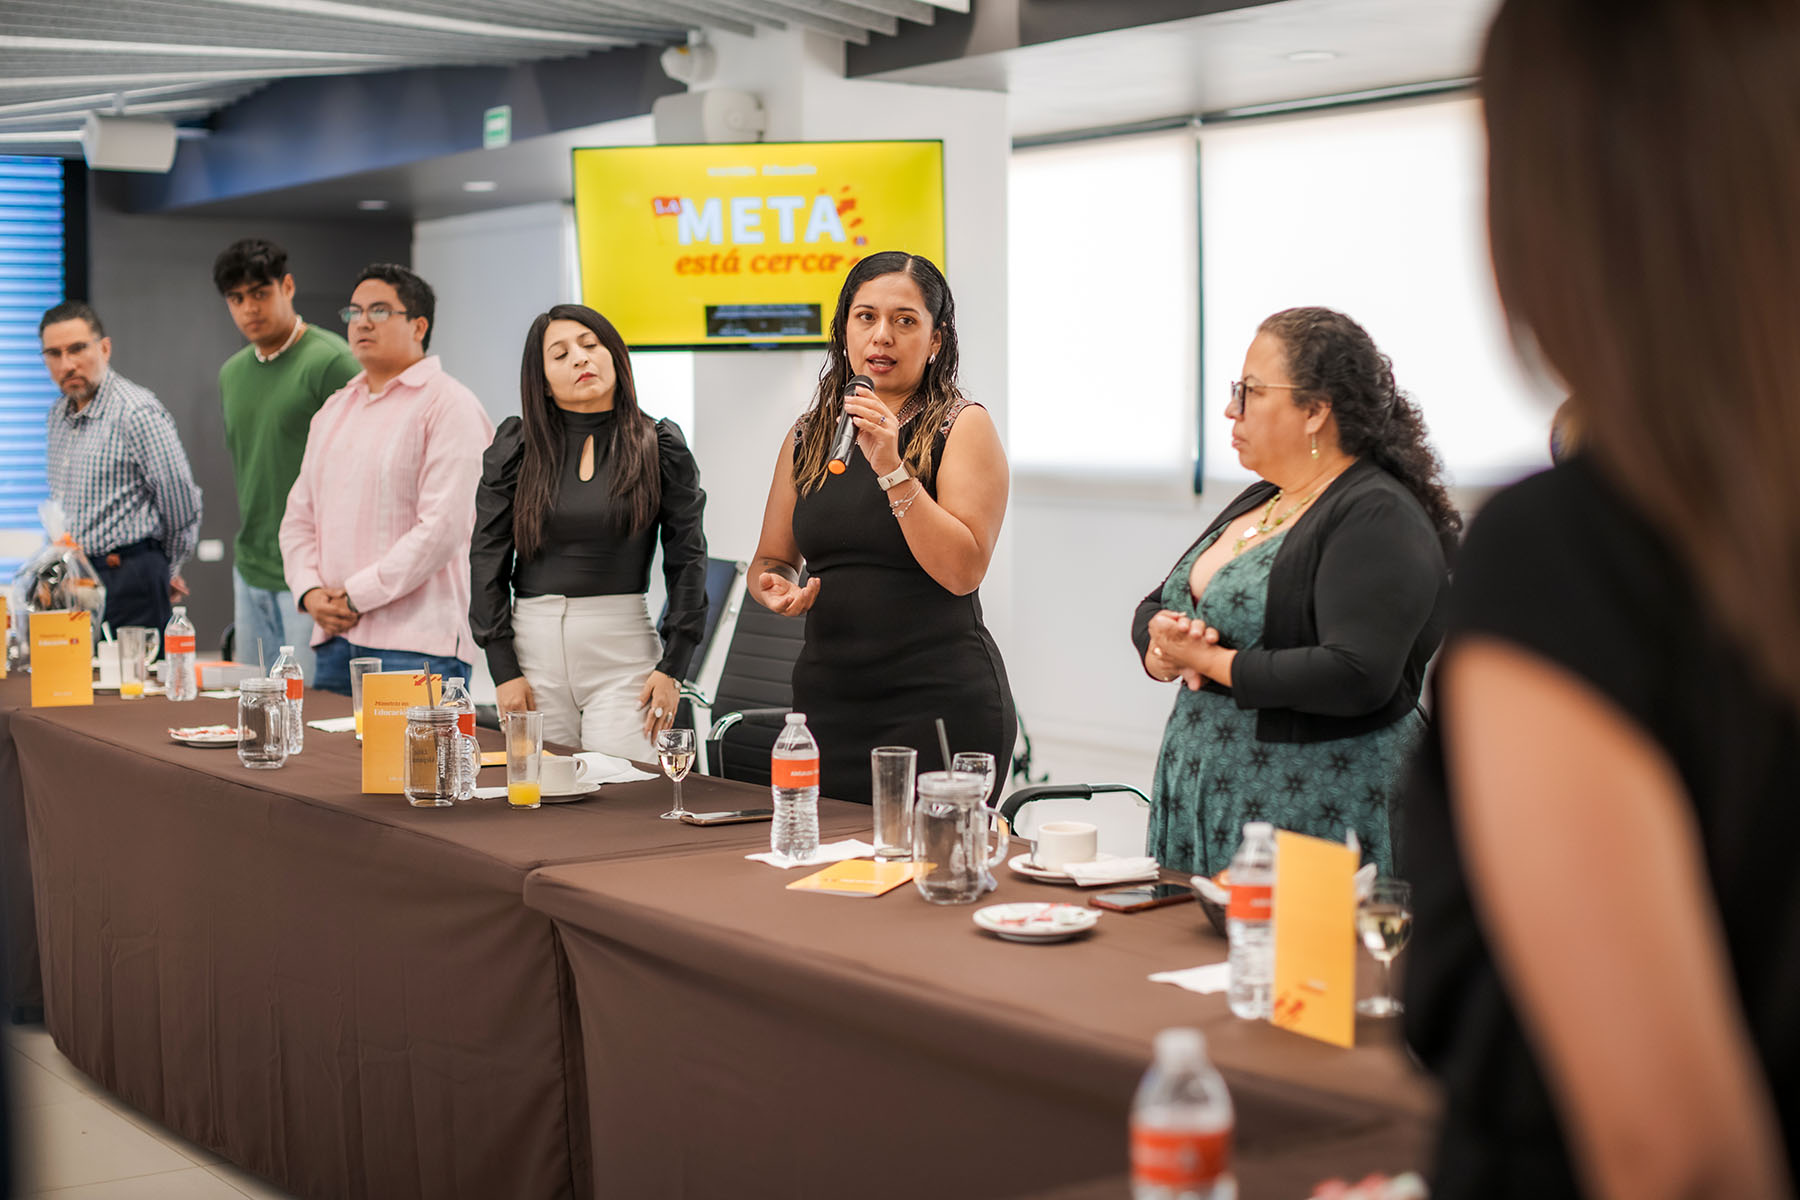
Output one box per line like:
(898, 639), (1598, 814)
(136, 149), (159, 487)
(348, 657), (382, 740)
(504, 710), (542, 810)
(119, 626), (157, 698)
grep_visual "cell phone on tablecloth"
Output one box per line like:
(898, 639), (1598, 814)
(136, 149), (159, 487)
(678, 808), (775, 826)
(1088, 884), (1195, 913)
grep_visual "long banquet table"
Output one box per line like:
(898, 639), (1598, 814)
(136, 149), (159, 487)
(525, 845), (1439, 1199)
(7, 679), (873, 1200)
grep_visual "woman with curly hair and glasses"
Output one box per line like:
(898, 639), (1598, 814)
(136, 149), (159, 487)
(750, 252), (1014, 806)
(1131, 307), (1460, 876)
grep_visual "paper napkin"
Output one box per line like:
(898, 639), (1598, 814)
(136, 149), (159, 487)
(746, 840), (878, 870)
(574, 751), (656, 784)
(1148, 963), (1233, 995)
(1062, 855), (1161, 886)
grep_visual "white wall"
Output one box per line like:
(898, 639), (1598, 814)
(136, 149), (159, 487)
(413, 201), (575, 425)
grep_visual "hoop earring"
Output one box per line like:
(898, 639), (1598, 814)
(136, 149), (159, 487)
(1310, 433), (1319, 460)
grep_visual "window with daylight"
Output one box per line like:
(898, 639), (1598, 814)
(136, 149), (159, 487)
(1008, 129), (1198, 478)
(1199, 96), (1558, 489)
(0, 156), (64, 578)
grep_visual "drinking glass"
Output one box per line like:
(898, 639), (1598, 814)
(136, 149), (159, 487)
(951, 751), (997, 805)
(118, 626), (158, 699)
(656, 727), (696, 820)
(1355, 878), (1414, 1017)
(504, 710), (543, 810)
(871, 746), (917, 860)
(348, 656), (382, 740)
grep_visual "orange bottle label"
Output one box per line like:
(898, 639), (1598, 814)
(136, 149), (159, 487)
(285, 678), (303, 700)
(457, 713), (475, 737)
(166, 635), (195, 654)
(771, 756), (819, 788)
(1131, 1126), (1230, 1187)
(1227, 883), (1272, 922)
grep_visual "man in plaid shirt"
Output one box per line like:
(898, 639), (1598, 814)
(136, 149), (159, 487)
(40, 301), (203, 631)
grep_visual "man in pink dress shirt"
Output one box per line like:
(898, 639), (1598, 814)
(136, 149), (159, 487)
(279, 263), (495, 695)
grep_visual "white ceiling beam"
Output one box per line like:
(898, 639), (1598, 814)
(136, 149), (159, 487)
(0, 65), (392, 90)
(193, 0), (632, 46)
(0, 35), (404, 63)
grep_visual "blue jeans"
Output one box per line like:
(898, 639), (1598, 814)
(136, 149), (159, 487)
(312, 636), (471, 697)
(232, 568), (318, 682)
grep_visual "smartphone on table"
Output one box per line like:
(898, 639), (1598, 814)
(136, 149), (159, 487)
(678, 808), (774, 826)
(1088, 883), (1194, 913)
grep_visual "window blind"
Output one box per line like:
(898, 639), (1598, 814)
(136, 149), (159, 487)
(0, 156), (63, 581)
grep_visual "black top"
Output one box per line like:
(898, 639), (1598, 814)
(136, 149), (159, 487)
(469, 408), (708, 685)
(1403, 457), (1800, 1198)
(1131, 458), (1453, 743)
(789, 400), (1015, 805)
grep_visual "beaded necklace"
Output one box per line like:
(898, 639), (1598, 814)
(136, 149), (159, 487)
(1230, 475), (1337, 557)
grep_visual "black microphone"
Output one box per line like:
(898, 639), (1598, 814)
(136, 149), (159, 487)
(827, 374), (876, 475)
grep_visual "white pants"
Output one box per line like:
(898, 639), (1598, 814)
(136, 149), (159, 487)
(512, 593), (660, 761)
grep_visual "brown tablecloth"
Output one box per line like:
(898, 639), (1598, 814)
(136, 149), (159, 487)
(12, 687), (873, 1200)
(525, 847), (1438, 1200)
(0, 675), (43, 1020)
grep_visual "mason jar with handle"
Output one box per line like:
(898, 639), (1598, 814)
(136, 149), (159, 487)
(236, 678), (288, 769)
(911, 769), (1010, 905)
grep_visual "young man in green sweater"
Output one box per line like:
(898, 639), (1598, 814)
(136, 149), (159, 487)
(215, 238), (360, 681)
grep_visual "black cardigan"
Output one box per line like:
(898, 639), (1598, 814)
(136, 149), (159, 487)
(1131, 459), (1453, 743)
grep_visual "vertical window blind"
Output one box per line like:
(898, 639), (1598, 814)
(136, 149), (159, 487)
(0, 156), (64, 581)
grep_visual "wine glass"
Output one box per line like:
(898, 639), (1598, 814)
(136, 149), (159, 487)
(1355, 878), (1414, 1017)
(655, 727), (696, 820)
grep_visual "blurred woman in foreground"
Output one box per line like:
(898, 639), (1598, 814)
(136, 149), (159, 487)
(1405, 1), (1800, 1196)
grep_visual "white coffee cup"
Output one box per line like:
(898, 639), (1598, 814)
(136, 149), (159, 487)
(94, 644), (121, 688)
(1034, 820), (1099, 872)
(539, 755), (590, 795)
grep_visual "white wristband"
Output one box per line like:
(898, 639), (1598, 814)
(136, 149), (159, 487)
(875, 464), (912, 491)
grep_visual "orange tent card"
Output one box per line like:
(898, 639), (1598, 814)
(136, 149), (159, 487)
(787, 859), (922, 897)
(30, 610), (92, 707)
(1271, 830), (1358, 1048)
(360, 671), (435, 793)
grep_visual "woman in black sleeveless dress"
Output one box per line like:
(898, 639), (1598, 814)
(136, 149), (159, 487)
(750, 252), (1014, 805)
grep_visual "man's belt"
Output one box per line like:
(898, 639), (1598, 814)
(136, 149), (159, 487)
(101, 539), (162, 569)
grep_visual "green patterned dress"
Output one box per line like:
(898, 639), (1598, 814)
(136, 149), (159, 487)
(1148, 528), (1423, 877)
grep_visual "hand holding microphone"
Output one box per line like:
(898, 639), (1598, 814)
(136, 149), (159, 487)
(827, 374), (878, 475)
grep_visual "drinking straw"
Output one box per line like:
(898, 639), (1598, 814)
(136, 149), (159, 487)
(424, 660), (438, 706)
(934, 717), (953, 773)
(257, 638), (265, 673)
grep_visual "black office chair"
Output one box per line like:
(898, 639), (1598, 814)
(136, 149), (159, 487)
(682, 588), (808, 786)
(664, 557), (749, 732)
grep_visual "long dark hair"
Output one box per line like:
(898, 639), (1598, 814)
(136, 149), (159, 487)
(1259, 307), (1462, 540)
(1485, 0), (1800, 706)
(793, 251), (963, 494)
(513, 304), (659, 560)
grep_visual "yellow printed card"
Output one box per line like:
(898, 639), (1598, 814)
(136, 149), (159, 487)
(786, 859), (922, 897)
(0, 596), (9, 679)
(360, 671), (434, 793)
(1271, 830), (1358, 1048)
(30, 611), (92, 707)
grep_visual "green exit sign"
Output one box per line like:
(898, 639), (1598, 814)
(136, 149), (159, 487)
(483, 105), (511, 149)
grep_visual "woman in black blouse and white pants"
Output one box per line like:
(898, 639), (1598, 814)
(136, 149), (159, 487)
(470, 304), (707, 760)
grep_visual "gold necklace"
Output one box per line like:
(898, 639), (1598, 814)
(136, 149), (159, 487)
(1230, 477), (1333, 557)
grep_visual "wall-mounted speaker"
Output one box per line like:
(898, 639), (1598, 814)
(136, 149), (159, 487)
(651, 89), (767, 145)
(81, 114), (178, 173)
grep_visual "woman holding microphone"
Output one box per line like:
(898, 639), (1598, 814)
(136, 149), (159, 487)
(750, 252), (1014, 805)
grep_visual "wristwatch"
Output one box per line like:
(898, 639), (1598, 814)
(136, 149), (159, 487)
(875, 464), (911, 491)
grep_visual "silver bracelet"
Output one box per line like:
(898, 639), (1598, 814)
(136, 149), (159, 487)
(888, 479), (923, 519)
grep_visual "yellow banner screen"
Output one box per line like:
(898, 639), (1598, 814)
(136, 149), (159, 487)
(573, 141), (945, 349)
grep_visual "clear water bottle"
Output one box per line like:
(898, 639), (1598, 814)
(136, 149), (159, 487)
(1226, 821), (1277, 1020)
(1131, 1028), (1235, 1200)
(438, 677), (477, 801)
(164, 605), (197, 702)
(270, 645), (304, 755)
(770, 712), (820, 861)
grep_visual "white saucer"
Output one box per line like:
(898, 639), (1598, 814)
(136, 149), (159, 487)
(540, 781), (601, 804)
(973, 902), (1100, 943)
(1006, 853), (1159, 888)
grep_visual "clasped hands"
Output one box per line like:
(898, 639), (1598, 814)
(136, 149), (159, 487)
(302, 586), (359, 638)
(1146, 610), (1234, 690)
